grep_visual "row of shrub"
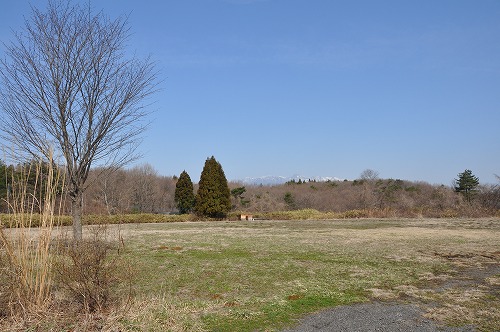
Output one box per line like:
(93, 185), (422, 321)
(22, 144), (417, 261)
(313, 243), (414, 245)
(0, 213), (192, 228)
(231, 207), (499, 220)
(2, 207), (499, 229)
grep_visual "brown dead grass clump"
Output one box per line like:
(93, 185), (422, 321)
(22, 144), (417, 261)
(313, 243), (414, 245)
(0, 155), (61, 322)
(287, 294), (304, 301)
(0, 157), (134, 331)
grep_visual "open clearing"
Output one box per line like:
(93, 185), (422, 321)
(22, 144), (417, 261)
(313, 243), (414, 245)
(86, 218), (498, 331)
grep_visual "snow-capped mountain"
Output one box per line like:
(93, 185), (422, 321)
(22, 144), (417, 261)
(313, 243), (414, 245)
(240, 175), (343, 186)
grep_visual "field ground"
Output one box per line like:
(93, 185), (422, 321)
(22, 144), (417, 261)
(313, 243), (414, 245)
(5, 218), (497, 331)
(95, 218), (498, 331)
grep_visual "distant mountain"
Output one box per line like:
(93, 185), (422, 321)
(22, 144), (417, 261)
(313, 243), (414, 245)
(241, 175), (288, 186)
(240, 175), (344, 186)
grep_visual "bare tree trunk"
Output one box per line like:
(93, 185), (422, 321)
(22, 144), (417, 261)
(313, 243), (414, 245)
(101, 178), (113, 216)
(71, 191), (83, 241)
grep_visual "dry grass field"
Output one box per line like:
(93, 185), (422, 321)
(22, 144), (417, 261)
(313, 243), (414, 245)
(102, 218), (498, 331)
(1, 218), (498, 331)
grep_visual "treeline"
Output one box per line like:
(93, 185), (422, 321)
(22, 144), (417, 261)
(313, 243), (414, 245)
(236, 177), (499, 218)
(84, 164), (177, 215)
(0, 160), (176, 215)
(2, 159), (499, 217)
(86, 167), (500, 218)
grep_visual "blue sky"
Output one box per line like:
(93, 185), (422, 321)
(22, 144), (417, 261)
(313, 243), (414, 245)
(1, 0), (499, 185)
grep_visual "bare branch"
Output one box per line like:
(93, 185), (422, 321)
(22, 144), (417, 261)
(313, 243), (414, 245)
(0, 0), (158, 239)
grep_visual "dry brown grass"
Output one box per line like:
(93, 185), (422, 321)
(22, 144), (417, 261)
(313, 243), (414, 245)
(0, 155), (63, 320)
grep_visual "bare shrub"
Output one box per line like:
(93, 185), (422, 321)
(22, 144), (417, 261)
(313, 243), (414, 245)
(232, 178), (494, 218)
(53, 230), (133, 313)
(337, 209), (369, 219)
(477, 177), (500, 215)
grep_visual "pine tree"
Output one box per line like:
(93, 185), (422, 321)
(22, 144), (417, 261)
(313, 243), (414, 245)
(174, 170), (195, 214)
(454, 169), (480, 203)
(195, 156), (231, 218)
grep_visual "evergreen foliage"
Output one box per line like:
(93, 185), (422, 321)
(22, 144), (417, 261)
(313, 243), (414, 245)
(230, 187), (246, 200)
(0, 160), (8, 210)
(195, 156), (231, 218)
(454, 169), (480, 203)
(284, 192), (296, 209)
(231, 186), (247, 208)
(0, 159), (63, 213)
(174, 170), (195, 214)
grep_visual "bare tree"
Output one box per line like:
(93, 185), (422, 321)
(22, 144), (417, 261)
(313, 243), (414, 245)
(129, 164), (160, 213)
(359, 169), (380, 181)
(0, 1), (157, 239)
(86, 167), (131, 215)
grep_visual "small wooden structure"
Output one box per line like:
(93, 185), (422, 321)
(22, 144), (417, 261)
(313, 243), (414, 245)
(239, 214), (254, 221)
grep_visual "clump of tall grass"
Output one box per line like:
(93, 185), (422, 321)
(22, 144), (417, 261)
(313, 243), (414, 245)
(0, 156), (135, 329)
(0, 153), (64, 319)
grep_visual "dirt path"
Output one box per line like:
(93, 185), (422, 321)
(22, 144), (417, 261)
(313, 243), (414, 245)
(283, 302), (474, 332)
(284, 254), (499, 332)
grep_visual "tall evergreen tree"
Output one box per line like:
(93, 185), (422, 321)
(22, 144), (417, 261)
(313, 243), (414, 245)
(454, 169), (480, 203)
(195, 156), (231, 218)
(174, 170), (195, 214)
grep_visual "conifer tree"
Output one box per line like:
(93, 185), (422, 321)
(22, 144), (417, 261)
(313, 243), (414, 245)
(195, 156), (231, 218)
(174, 170), (195, 214)
(454, 169), (480, 203)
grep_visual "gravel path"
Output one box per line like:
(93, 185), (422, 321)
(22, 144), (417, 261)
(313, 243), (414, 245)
(282, 302), (475, 332)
